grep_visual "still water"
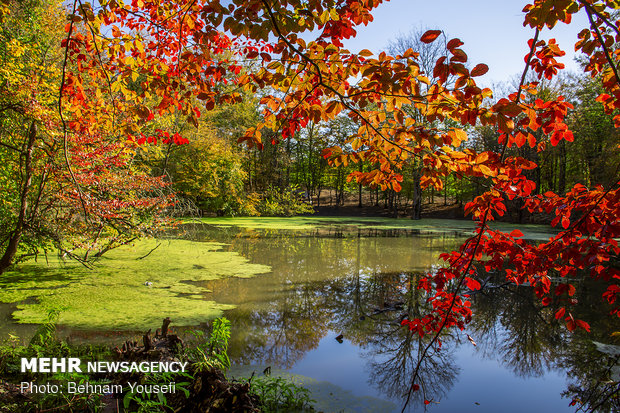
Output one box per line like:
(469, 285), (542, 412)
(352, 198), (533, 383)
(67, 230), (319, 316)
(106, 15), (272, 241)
(186, 221), (617, 413)
(0, 219), (617, 412)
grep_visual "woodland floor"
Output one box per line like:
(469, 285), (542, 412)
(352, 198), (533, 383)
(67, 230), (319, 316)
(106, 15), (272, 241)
(312, 190), (466, 219)
(311, 191), (551, 224)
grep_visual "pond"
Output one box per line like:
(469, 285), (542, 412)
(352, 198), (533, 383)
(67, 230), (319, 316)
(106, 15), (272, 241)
(0, 217), (617, 412)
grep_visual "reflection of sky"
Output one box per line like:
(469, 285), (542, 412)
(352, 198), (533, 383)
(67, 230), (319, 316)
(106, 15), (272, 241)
(443, 345), (570, 413)
(289, 332), (378, 399)
(285, 331), (572, 413)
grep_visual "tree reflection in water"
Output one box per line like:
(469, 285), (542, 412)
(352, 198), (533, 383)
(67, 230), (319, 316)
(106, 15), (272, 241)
(198, 226), (618, 411)
(469, 282), (565, 378)
(365, 274), (460, 402)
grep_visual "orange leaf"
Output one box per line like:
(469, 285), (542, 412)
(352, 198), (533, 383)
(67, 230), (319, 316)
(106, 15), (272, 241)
(475, 152), (489, 164)
(509, 229), (524, 237)
(420, 30), (442, 44)
(479, 165), (493, 176)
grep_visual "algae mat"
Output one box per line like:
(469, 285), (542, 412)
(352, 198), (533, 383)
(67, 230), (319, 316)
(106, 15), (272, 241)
(191, 216), (479, 232)
(0, 239), (270, 330)
(193, 216), (557, 240)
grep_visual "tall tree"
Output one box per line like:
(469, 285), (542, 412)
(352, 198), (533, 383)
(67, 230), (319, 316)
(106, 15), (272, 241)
(0, 0), (171, 273)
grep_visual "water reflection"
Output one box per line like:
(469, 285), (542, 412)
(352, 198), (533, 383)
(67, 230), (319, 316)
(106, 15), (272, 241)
(195, 225), (618, 412)
(470, 279), (619, 412)
(469, 284), (564, 378)
(2, 223), (613, 411)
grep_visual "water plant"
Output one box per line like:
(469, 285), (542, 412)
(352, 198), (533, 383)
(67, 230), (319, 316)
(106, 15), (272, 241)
(248, 374), (316, 413)
(184, 317), (232, 372)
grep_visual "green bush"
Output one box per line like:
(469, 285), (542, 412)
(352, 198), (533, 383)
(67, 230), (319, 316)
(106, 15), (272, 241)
(255, 185), (314, 217)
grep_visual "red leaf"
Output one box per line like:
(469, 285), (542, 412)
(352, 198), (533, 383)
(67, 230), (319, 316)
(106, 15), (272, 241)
(412, 384), (420, 392)
(575, 319), (591, 332)
(421, 30), (442, 43)
(555, 307), (566, 320)
(470, 63), (489, 77)
(424, 400), (431, 405)
(509, 229), (524, 238)
(450, 48), (468, 63)
(561, 216), (570, 229)
(466, 277), (481, 290)
(446, 38), (464, 50)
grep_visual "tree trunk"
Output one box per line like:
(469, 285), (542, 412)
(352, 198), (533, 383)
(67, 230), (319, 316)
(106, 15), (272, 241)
(558, 140), (566, 194)
(0, 121), (37, 274)
(393, 191), (398, 218)
(411, 167), (422, 220)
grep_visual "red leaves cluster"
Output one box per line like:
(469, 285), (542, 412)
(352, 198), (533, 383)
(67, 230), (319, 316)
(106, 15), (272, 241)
(406, 177), (618, 339)
(527, 38), (565, 80)
(533, 97), (574, 146)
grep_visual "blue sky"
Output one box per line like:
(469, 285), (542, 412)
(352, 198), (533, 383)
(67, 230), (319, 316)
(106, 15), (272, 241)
(341, 0), (589, 86)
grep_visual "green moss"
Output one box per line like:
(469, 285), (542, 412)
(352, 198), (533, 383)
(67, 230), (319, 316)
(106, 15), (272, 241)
(190, 216), (469, 230)
(0, 239), (270, 330)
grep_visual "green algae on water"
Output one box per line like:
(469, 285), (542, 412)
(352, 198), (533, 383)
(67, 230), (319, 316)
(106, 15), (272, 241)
(0, 239), (270, 330)
(192, 216), (557, 240)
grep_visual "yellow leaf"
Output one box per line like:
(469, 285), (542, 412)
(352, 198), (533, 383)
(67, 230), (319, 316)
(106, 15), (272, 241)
(475, 152), (489, 164)
(479, 165), (493, 176)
